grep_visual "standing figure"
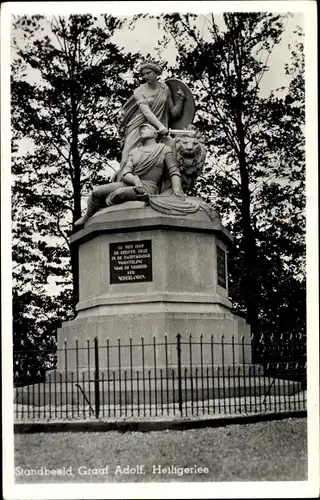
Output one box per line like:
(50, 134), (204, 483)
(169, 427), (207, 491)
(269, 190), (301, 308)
(117, 60), (186, 174)
(74, 124), (184, 228)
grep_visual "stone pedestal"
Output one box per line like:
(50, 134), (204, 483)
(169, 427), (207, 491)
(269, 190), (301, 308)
(57, 201), (251, 371)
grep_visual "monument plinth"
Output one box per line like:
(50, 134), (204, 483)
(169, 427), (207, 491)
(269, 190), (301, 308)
(56, 201), (251, 370)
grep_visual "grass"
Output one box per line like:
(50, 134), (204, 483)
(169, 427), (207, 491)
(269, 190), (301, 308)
(14, 417), (307, 483)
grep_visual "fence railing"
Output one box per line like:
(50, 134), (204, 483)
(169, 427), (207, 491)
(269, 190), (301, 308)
(13, 334), (307, 421)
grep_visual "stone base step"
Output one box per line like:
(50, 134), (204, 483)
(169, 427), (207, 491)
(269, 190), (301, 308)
(44, 363), (268, 382)
(15, 375), (303, 407)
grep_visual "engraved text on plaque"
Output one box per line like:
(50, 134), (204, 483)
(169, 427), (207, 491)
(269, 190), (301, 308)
(110, 240), (153, 284)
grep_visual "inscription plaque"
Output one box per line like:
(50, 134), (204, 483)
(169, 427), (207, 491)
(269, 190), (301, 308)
(217, 246), (227, 288)
(110, 240), (153, 284)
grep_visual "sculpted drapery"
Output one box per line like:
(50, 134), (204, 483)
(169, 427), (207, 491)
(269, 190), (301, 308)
(118, 83), (170, 170)
(105, 142), (181, 207)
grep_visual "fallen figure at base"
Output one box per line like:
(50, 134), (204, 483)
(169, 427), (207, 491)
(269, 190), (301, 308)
(74, 123), (184, 228)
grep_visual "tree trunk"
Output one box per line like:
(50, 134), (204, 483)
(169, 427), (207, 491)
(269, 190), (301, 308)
(70, 95), (81, 313)
(238, 150), (260, 364)
(236, 107), (260, 357)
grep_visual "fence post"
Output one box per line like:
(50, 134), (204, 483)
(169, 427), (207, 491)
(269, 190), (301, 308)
(94, 337), (100, 419)
(177, 333), (183, 417)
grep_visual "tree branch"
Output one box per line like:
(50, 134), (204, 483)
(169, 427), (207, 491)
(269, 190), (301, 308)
(212, 160), (241, 186)
(56, 213), (71, 251)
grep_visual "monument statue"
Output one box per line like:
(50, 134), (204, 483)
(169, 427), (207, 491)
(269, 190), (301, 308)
(37, 59), (251, 392)
(74, 58), (217, 228)
(16, 58), (252, 411)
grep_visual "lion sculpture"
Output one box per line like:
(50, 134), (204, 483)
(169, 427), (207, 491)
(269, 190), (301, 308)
(173, 125), (207, 193)
(159, 124), (207, 196)
(147, 124), (216, 220)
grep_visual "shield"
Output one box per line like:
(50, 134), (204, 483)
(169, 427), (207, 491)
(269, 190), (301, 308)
(165, 78), (196, 129)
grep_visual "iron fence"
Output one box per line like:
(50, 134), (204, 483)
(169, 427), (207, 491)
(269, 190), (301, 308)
(14, 334), (307, 421)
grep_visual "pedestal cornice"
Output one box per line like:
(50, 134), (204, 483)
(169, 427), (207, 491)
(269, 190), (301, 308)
(70, 201), (233, 246)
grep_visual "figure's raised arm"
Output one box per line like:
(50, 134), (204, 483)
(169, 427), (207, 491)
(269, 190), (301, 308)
(134, 88), (167, 134)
